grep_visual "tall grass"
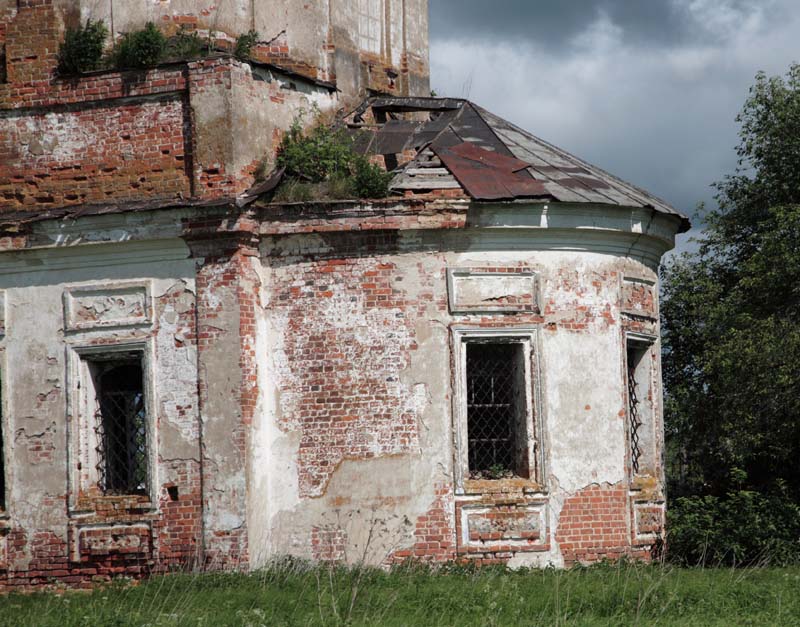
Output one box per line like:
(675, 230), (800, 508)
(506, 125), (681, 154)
(1, 560), (799, 626)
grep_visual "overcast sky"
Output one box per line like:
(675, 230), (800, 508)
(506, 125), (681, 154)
(428, 0), (800, 254)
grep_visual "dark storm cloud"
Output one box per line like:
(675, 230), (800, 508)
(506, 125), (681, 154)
(431, 0), (686, 48)
(430, 0), (786, 49)
(429, 0), (800, 256)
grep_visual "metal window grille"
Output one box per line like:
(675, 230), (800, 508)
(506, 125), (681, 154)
(94, 362), (148, 495)
(627, 349), (643, 474)
(466, 343), (522, 478)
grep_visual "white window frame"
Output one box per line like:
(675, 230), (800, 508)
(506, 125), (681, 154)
(66, 339), (158, 513)
(451, 327), (543, 495)
(358, 0), (384, 54)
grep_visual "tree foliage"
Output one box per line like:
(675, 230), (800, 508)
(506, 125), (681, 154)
(667, 489), (800, 566)
(662, 63), (800, 505)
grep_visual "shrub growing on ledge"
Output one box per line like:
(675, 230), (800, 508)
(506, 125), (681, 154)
(58, 19), (108, 75)
(351, 155), (394, 199)
(276, 112), (394, 200)
(278, 117), (355, 183)
(113, 22), (167, 70)
(166, 26), (208, 61)
(234, 30), (260, 61)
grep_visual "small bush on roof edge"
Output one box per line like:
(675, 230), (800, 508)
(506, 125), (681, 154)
(113, 22), (167, 70)
(351, 155), (394, 199)
(234, 30), (260, 61)
(276, 110), (394, 200)
(166, 26), (208, 61)
(58, 19), (108, 75)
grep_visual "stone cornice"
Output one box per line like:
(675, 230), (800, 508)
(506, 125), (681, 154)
(0, 199), (682, 270)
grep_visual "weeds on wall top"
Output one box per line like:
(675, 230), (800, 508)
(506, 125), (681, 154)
(167, 26), (209, 61)
(58, 19), (108, 74)
(112, 22), (167, 70)
(275, 110), (395, 201)
(234, 30), (260, 62)
(57, 20), (261, 75)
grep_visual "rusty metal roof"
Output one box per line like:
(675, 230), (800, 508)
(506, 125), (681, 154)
(348, 97), (689, 232)
(434, 142), (549, 201)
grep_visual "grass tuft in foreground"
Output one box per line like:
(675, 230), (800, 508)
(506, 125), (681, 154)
(1, 560), (799, 626)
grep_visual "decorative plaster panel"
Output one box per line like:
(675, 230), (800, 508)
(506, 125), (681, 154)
(622, 277), (657, 319)
(447, 268), (537, 314)
(633, 501), (665, 543)
(459, 502), (548, 551)
(0, 290), (5, 337)
(63, 283), (152, 331)
(71, 522), (153, 562)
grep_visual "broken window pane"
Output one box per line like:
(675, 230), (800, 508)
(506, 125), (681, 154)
(466, 342), (527, 479)
(93, 360), (148, 495)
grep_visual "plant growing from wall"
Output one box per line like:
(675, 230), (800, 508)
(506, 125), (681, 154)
(166, 26), (207, 61)
(350, 155), (394, 199)
(277, 112), (355, 183)
(234, 30), (260, 61)
(113, 22), (167, 70)
(275, 110), (395, 200)
(58, 19), (108, 75)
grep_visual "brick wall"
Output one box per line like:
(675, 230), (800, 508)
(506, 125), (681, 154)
(0, 1), (298, 215)
(270, 237), (431, 499)
(554, 483), (648, 566)
(1, 94), (190, 209)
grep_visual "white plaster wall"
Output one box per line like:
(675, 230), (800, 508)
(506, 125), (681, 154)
(250, 229), (661, 566)
(0, 239), (199, 563)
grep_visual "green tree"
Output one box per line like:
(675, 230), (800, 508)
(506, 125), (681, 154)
(662, 63), (800, 502)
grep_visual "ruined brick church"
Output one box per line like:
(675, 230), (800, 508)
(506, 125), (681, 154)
(0, 0), (688, 588)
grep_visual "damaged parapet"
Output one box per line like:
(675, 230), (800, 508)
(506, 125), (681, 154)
(0, 0), (430, 214)
(0, 91), (686, 589)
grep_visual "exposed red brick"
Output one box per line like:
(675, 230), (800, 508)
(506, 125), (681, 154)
(555, 483), (648, 566)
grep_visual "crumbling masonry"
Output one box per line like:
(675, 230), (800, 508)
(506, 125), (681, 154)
(0, 0), (688, 589)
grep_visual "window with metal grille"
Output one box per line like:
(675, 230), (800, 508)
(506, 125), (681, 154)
(91, 359), (148, 495)
(627, 347), (644, 474)
(466, 342), (528, 479)
(626, 339), (655, 477)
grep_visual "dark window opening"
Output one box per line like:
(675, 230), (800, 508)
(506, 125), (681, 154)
(0, 44), (6, 84)
(466, 342), (528, 479)
(92, 359), (148, 495)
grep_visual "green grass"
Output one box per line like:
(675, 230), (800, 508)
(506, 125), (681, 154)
(1, 562), (799, 626)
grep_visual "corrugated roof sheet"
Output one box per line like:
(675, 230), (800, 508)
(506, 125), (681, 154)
(349, 97), (689, 232)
